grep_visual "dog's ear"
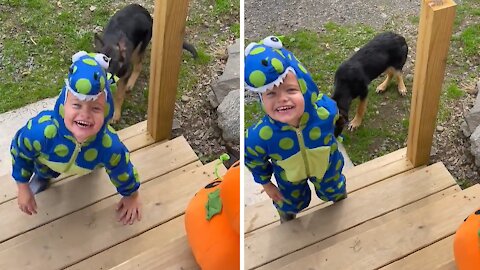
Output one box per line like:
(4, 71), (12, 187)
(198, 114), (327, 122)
(94, 33), (104, 50)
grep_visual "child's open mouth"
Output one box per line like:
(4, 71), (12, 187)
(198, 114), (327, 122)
(275, 105), (294, 113)
(74, 120), (93, 128)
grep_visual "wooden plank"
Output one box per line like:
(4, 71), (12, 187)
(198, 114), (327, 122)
(117, 121), (147, 141)
(381, 235), (455, 270)
(259, 185), (460, 269)
(147, 0), (189, 141)
(109, 236), (199, 270)
(0, 137), (198, 244)
(245, 162), (454, 269)
(280, 185), (480, 270)
(245, 149), (414, 234)
(406, 0), (456, 166)
(0, 161), (225, 269)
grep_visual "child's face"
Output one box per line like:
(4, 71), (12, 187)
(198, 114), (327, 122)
(261, 72), (305, 127)
(64, 91), (105, 143)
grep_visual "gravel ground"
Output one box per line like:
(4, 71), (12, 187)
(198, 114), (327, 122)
(245, 0), (480, 186)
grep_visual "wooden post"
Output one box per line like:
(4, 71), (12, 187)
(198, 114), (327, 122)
(406, 0), (456, 167)
(147, 0), (189, 141)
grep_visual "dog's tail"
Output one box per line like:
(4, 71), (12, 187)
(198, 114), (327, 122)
(183, 41), (198, 58)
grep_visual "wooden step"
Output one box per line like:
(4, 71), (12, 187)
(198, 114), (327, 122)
(109, 236), (199, 270)
(0, 136), (198, 244)
(0, 161), (223, 269)
(259, 185), (460, 270)
(380, 235), (455, 270)
(0, 120), (156, 205)
(245, 148), (414, 234)
(245, 162), (455, 269)
(279, 185), (480, 270)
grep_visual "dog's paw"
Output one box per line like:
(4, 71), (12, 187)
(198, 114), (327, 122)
(376, 85), (387, 94)
(398, 87), (407, 96)
(111, 112), (121, 123)
(348, 119), (362, 131)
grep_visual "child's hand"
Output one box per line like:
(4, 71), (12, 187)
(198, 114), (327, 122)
(262, 182), (284, 202)
(116, 191), (142, 225)
(17, 183), (37, 215)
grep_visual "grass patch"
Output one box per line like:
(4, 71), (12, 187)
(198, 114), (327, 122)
(460, 24), (480, 57)
(214, 0), (239, 16)
(445, 82), (464, 100)
(244, 102), (263, 128)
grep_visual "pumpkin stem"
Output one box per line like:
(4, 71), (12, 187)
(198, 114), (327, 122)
(214, 153), (230, 180)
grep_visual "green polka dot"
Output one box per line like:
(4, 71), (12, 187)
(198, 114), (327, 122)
(19, 153), (32, 160)
(108, 125), (117, 134)
(326, 187), (335, 193)
(104, 102), (110, 117)
(75, 79), (92, 95)
(53, 119), (59, 128)
(268, 117), (275, 124)
(27, 120), (32, 130)
(254, 120), (263, 129)
(249, 47), (265, 55)
(313, 181), (321, 190)
(44, 125), (57, 139)
(334, 173), (340, 181)
(259, 126), (273, 140)
(276, 200), (284, 208)
(10, 147), (18, 156)
(12, 158), (15, 165)
(333, 113), (339, 125)
(255, 146), (265, 154)
(311, 92), (318, 106)
(281, 125), (295, 132)
(38, 115), (51, 124)
(320, 196), (328, 201)
(298, 63), (308, 74)
(246, 163), (257, 169)
(280, 171), (288, 181)
(71, 65), (77, 74)
(300, 113), (310, 126)
(260, 175), (270, 181)
(279, 138), (294, 150)
(309, 127), (321, 140)
(21, 169), (31, 178)
(102, 134), (112, 148)
(297, 201), (304, 210)
(317, 107), (330, 120)
(125, 152), (130, 164)
(118, 172), (130, 182)
(59, 104), (65, 118)
(291, 189), (301, 198)
(84, 149), (98, 162)
(82, 58), (98, 66)
(298, 79), (307, 94)
(336, 159), (342, 170)
(269, 153), (283, 160)
(337, 181), (344, 189)
(288, 54), (292, 60)
(54, 144), (69, 157)
(271, 58), (284, 74)
(245, 129), (249, 139)
(247, 147), (258, 157)
(249, 70), (266, 88)
(250, 160), (264, 166)
(87, 53), (96, 58)
(23, 138), (32, 151)
(40, 166), (49, 173)
(110, 153), (121, 167)
(133, 168), (140, 182)
(274, 49), (286, 58)
(33, 140), (41, 152)
(330, 143), (338, 153)
(100, 76), (105, 90)
(324, 134), (332, 145)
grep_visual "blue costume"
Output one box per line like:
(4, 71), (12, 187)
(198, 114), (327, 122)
(10, 51), (139, 196)
(244, 36), (346, 214)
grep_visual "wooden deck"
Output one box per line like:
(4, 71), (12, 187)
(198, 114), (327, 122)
(245, 148), (479, 270)
(0, 121), (219, 269)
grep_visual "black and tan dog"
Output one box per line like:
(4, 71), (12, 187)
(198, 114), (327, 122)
(94, 4), (197, 123)
(332, 32), (408, 137)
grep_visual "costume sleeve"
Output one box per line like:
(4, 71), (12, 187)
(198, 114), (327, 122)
(10, 119), (42, 183)
(244, 126), (273, 185)
(104, 135), (140, 196)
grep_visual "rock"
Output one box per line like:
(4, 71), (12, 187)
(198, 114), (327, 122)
(461, 121), (471, 138)
(470, 125), (480, 167)
(181, 95), (191, 102)
(172, 118), (181, 130)
(436, 125), (444, 132)
(217, 90), (240, 144)
(211, 40), (240, 104)
(477, 80), (480, 94)
(464, 92), (480, 135)
(208, 90), (219, 108)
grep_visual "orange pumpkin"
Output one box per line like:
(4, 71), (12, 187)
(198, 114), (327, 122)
(185, 161), (240, 270)
(454, 209), (480, 269)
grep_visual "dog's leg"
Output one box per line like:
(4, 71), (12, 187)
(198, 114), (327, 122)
(125, 43), (144, 92)
(348, 98), (367, 131)
(396, 71), (407, 96)
(376, 67), (395, 93)
(112, 78), (127, 123)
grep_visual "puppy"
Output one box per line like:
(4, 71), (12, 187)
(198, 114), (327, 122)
(94, 4), (197, 123)
(332, 32), (408, 137)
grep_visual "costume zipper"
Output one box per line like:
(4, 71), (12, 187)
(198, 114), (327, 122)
(64, 142), (82, 172)
(295, 128), (310, 177)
